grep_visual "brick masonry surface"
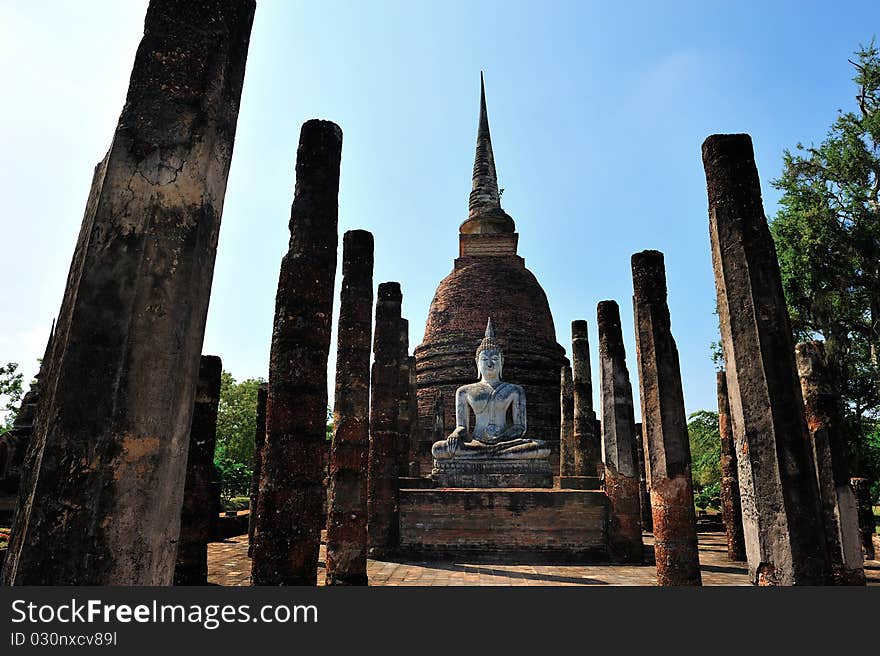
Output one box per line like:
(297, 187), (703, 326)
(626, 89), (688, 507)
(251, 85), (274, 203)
(415, 255), (567, 471)
(205, 529), (880, 586)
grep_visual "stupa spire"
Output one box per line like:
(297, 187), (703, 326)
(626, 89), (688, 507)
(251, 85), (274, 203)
(469, 73), (501, 216)
(461, 73), (515, 235)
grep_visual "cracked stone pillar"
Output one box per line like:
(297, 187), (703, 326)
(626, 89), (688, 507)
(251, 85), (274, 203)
(850, 478), (876, 560)
(174, 355), (222, 585)
(247, 382), (268, 558)
(326, 230), (374, 586)
(635, 422), (652, 533)
(703, 133), (830, 585)
(368, 282), (403, 558)
(397, 319), (412, 477)
(632, 250), (701, 586)
(251, 120), (342, 586)
(562, 320), (600, 488)
(598, 301), (643, 563)
(717, 370), (746, 561)
(796, 341), (864, 584)
(559, 365), (574, 478)
(1, 0), (254, 586)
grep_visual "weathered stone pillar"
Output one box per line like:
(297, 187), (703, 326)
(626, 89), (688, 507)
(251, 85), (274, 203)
(559, 365), (574, 477)
(368, 282), (403, 558)
(397, 319), (412, 476)
(1, 0), (254, 586)
(250, 120), (342, 586)
(795, 342), (864, 584)
(703, 133), (830, 585)
(632, 250), (701, 586)
(635, 422), (652, 532)
(850, 478), (876, 560)
(174, 355), (222, 585)
(716, 370), (746, 561)
(597, 301), (643, 563)
(563, 320), (600, 488)
(326, 230), (374, 586)
(406, 356), (420, 477)
(247, 382), (268, 558)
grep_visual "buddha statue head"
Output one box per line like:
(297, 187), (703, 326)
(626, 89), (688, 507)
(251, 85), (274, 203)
(475, 318), (503, 383)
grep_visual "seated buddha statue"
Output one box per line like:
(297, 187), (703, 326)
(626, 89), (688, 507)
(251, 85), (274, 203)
(431, 319), (550, 461)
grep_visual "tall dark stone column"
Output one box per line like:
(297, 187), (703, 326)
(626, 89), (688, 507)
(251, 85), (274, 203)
(563, 320), (600, 488)
(368, 282), (403, 558)
(796, 341), (864, 584)
(1, 0), (254, 586)
(406, 356), (420, 476)
(174, 355), (222, 585)
(251, 120), (342, 586)
(325, 230), (374, 586)
(850, 478), (876, 560)
(247, 383), (268, 558)
(703, 133), (830, 585)
(716, 370), (746, 561)
(632, 250), (701, 586)
(635, 422), (652, 532)
(397, 319), (412, 476)
(559, 365), (574, 477)
(597, 301), (643, 563)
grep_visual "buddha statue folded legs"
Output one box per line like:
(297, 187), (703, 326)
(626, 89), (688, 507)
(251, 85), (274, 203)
(430, 319), (552, 487)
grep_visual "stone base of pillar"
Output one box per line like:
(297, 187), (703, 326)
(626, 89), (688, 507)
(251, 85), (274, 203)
(605, 467), (644, 564)
(431, 459), (552, 488)
(554, 475), (602, 490)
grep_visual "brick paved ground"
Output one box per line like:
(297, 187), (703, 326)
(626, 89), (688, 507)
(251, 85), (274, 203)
(208, 531), (880, 586)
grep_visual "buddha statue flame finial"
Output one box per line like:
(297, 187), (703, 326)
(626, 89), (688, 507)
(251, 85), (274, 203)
(476, 317), (500, 356)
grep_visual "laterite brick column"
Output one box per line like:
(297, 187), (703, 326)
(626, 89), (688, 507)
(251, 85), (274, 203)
(635, 422), (652, 532)
(796, 341), (864, 584)
(597, 301), (643, 563)
(251, 120), (342, 585)
(1, 0), (254, 586)
(368, 282), (403, 558)
(326, 230), (374, 585)
(567, 320), (600, 483)
(559, 365), (574, 476)
(716, 371), (745, 561)
(175, 355), (222, 585)
(850, 478), (876, 560)
(397, 319), (413, 476)
(703, 133), (830, 585)
(247, 383), (267, 558)
(632, 250), (701, 586)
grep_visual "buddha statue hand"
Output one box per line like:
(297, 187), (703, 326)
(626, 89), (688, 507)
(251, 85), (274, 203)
(445, 426), (468, 456)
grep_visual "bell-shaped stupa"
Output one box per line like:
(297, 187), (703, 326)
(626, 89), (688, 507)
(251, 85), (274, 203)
(414, 74), (568, 471)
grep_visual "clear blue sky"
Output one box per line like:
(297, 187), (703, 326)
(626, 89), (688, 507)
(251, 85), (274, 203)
(0, 0), (875, 420)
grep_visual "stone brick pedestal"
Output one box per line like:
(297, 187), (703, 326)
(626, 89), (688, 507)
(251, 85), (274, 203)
(432, 459), (552, 488)
(399, 488), (608, 561)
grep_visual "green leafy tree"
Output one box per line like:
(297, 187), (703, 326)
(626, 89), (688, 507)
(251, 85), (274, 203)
(770, 40), (880, 479)
(213, 371), (264, 497)
(0, 362), (24, 435)
(687, 410), (721, 490)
